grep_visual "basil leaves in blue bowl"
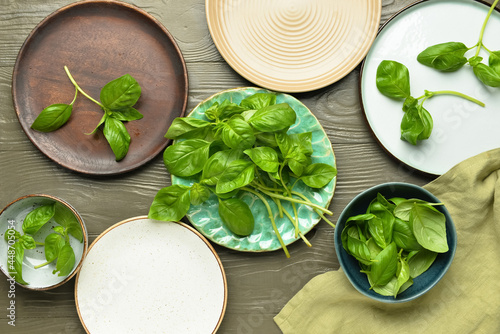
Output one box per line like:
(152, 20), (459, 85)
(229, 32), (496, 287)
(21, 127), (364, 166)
(334, 182), (456, 303)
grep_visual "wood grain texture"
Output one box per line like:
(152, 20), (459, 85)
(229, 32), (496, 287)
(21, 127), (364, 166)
(0, 0), (493, 333)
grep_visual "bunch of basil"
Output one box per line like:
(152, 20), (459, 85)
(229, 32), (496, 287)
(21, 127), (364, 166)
(342, 193), (448, 297)
(4, 202), (84, 285)
(149, 92), (336, 257)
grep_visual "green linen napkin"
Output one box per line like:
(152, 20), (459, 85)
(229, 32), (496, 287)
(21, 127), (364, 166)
(274, 148), (500, 334)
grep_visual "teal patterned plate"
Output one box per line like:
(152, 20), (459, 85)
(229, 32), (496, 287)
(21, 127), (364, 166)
(172, 87), (336, 252)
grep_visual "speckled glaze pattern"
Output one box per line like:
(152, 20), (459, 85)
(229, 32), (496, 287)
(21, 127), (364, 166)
(172, 87), (336, 252)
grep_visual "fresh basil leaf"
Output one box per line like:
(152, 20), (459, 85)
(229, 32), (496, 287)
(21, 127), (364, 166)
(373, 193), (395, 213)
(204, 102), (220, 121)
(164, 117), (212, 140)
(289, 132), (313, 156)
(19, 235), (36, 250)
(408, 249), (438, 278)
(109, 107), (143, 122)
(23, 204), (55, 235)
(375, 60), (411, 99)
(216, 159), (255, 194)
(218, 100), (248, 120)
(163, 139), (211, 177)
(244, 147), (279, 173)
(148, 185), (191, 221)
(417, 106), (433, 141)
(394, 256), (410, 298)
(417, 42), (468, 72)
(287, 150), (310, 177)
(473, 63), (500, 87)
(400, 106), (424, 145)
(218, 198), (255, 236)
(368, 217), (387, 249)
(370, 276), (398, 297)
(201, 149), (244, 186)
(189, 183), (211, 206)
(369, 242), (398, 287)
(44, 233), (66, 263)
(241, 109), (257, 122)
(402, 96), (418, 112)
(489, 51), (500, 74)
(53, 243), (75, 277)
(410, 203), (448, 253)
(346, 233), (372, 266)
(255, 132), (278, 147)
(31, 103), (72, 132)
(394, 199), (430, 221)
(248, 103), (296, 132)
(9, 242), (28, 285)
(393, 218), (422, 252)
(468, 56), (483, 67)
(366, 238), (383, 260)
(4, 229), (21, 242)
(299, 163), (337, 188)
(240, 93), (276, 110)
(53, 202), (83, 242)
(103, 117), (131, 161)
(100, 74), (141, 110)
(221, 117), (256, 149)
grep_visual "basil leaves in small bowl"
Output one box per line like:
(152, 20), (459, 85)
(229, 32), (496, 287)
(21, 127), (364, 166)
(334, 182), (456, 303)
(0, 194), (88, 290)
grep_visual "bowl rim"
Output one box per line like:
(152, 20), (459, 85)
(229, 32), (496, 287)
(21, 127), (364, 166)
(334, 182), (457, 303)
(0, 194), (88, 291)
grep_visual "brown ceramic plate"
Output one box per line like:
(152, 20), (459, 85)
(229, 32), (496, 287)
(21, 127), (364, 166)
(12, 0), (188, 175)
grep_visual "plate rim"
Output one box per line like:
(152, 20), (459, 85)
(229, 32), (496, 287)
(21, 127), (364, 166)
(74, 215), (227, 334)
(358, 0), (500, 177)
(205, 0), (382, 93)
(11, 0), (189, 175)
(172, 86), (337, 253)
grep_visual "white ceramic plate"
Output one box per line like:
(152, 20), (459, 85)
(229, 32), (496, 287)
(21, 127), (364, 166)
(75, 217), (227, 334)
(206, 0), (381, 92)
(361, 0), (500, 175)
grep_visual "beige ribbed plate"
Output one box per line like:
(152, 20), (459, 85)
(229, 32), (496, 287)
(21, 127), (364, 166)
(206, 0), (381, 92)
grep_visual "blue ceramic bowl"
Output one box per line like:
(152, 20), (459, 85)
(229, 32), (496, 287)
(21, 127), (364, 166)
(334, 182), (457, 303)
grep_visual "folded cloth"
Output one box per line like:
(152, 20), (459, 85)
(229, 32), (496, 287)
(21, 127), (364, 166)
(274, 148), (500, 334)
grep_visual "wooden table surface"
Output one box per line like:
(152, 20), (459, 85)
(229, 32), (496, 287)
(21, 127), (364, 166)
(0, 0), (496, 333)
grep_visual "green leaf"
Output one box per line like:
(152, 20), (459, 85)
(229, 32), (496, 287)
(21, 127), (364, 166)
(255, 132), (278, 147)
(392, 218), (422, 252)
(473, 63), (500, 87)
(417, 42), (468, 72)
(53, 243), (75, 277)
(9, 242), (28, 285)
(204, 101), (220, 121)
(217, 100), (248, 120)
(408, 249), (438, 278)
(44, 233), (66, 263)
(201, 149), (244, 186)
(394, 256), (410, 298)
(164, 117), (212, 140)
(103, 117), (131, 161)
(375, 60), (411, 99)
(402, 96), (418, 112)
(109, 107), (143, 122)
(19, 235), (36, 250)
(189, 183), (211, 206)
(489, 51), (500, 74)
(218, 198), (255, 236)
(23, 204), (55, 235)
(394, 199), (430, 221)
(400, 106), (425, 145)
(346, 213), (375, 224)
(4, 228), (21, 242)
(244, 147), (279, 173)
(346, 233), (372, 266)
(148, 185), (191, 221)
(248, 103), (296, 132)
(410, 203), (448, 253)
(100, 74), (141, 110)
(368, 217), (387, 249)
(366, 238), (383, 260)
(369, 242), (398, 287)
(31, 104), (72, 132)
(221, 117), (256, 149)
(53, 202), (83, 242)
(163, 139), (211, 177)
(417, 106), (433, 141)
(468, 56), (483, 67)
(216, 159), (255, 194)
(299, 163), (337, 188)
(240, 93), (276, 110)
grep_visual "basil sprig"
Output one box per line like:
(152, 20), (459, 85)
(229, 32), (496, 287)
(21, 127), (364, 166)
(417, 0), (500, 87)
(31, 66), (142, 161)
(3, 201), (84, 284)
(376, 60), (484, 145)
(342, 193), (448, 298)
(149, 92), (337, 258)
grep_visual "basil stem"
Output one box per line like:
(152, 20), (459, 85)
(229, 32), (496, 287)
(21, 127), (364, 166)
(474, 0), (499, 57)
(417, 90), (485, 107)
(64, 66), (104, 108)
